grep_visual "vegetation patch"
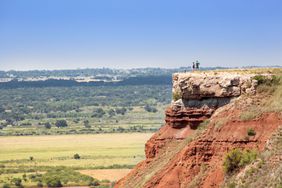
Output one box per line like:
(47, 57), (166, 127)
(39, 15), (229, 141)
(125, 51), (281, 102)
(214, 117), (228, 130)
(247, 128), (256, 136)
(254, 74), (281, 93)
(223, 149), (257, 174)
(197, 119), (210, 130)
(0, 85), (170, 136)
(172, 90), (181, 101)
(240, 109), (260, 121)
(41, 167), (98, 186)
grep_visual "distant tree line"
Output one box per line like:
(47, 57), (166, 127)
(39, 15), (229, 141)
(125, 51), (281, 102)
(0, 75), (171, 89)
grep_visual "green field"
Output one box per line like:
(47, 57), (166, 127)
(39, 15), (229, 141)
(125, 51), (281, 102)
(0, 133), (153, 187)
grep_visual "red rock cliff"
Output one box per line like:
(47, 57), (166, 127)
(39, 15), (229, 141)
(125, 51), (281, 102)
(115, 72), (281, 188)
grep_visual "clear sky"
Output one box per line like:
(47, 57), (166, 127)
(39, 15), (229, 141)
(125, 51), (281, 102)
(0, 0), (281, 70)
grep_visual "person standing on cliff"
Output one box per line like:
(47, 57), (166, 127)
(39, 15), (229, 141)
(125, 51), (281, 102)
(195, 61), (200, 70)
(192, 62), (195, 71)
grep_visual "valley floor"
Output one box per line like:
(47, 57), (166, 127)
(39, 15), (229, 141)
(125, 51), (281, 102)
(0, 133), (152, 187)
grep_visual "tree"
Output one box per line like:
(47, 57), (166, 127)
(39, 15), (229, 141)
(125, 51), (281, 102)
(115, 107), (127, 115)
(44, 122), (51, 129)
(73, 153), (80, 160)
(108, 109), (116, 117)
(91, 108), (105, 118)
(83, 120), (91, 128)
(55, 120), (68, 128)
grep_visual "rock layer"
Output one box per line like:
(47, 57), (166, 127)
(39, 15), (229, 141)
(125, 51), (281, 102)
(173, 72), (258, 99)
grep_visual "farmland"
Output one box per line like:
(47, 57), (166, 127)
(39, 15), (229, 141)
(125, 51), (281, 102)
(0, 133), (152, 187)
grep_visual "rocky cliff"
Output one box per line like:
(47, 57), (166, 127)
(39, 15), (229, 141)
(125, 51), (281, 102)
(115, 71), (282, 188)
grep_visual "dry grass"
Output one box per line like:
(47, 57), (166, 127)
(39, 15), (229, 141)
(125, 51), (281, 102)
(212, 67), (282, 75)
(214, 117), (228, 130)
(239, 70), (282, 121)
(188, 164), (208, 188)
(264, 82), (282, 113)
(239, 109), (261, 121)
(177, 68), (282, 76)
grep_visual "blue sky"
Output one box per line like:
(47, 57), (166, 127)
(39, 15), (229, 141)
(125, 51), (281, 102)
(0, 0), (281, 70)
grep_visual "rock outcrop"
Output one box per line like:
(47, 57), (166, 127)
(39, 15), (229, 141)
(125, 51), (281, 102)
(115, 71), (281, 188)
(173, 72), (258, 100)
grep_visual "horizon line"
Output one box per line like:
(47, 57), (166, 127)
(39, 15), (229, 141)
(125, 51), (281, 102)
(1, 65), (281, 72)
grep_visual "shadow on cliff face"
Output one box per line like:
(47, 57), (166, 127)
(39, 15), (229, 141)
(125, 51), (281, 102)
(181, 98), (232, 109)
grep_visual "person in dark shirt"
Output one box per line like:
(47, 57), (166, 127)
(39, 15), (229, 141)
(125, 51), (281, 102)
(195, 61), (200, 70)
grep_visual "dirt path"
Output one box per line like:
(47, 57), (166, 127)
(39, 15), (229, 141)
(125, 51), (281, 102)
(79, 169), (131, 181)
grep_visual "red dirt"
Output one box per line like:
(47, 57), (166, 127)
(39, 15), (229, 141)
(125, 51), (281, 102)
(115, 100), (282, 188)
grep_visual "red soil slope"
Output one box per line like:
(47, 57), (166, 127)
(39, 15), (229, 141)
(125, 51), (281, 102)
(115, 102), (281, 188)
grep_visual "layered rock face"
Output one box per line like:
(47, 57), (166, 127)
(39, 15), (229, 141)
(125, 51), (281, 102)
(115, 72), (281, 188)
(168, 72), (257, 129)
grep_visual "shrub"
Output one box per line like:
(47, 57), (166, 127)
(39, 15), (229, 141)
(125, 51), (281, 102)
(29, 156), (34, 161)
(88, 180), (100, 186)
(73, 153), (80, 159)
(115, 107), (127, 115)
(252, 74), (280, 86)
(2, 184), (10, 188)
(55, 120), (68, 128)
(144, 105), (157, 113)
(83, 120), (91, 128)
(223, 149), (257, 174)
(223, 149), (242, 174)
(37, 181), (43, 187)
(254, 75), (281, 94)
(92, 108), (106, 118)
(44, 122), (51, 129)
(11, 178), (22, 187)
(107, 109), (116, 117)
(253, 75), (268, 85)
(247, 128), (256, 136)
(22, 174), (27, 182)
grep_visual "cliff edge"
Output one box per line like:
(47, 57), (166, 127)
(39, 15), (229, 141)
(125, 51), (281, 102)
(115, 70), (282, 188)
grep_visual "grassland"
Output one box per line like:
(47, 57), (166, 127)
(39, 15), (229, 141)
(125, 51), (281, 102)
(0, 133), (152, 186)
